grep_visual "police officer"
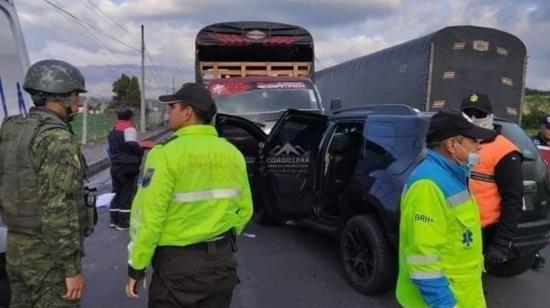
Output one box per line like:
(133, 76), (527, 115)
(107, 108), (143, 230)
(461, 93), (523, 265)
(531, 115), (550, 146)
(0, 59), (94, 307)
(125, 83), (253, 308)
(396, 111), (496, 307)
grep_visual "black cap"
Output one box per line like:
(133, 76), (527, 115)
(159, 82), (217, 117)
(117, 108), (133, 120)
(541, 115), (550, 128)
(460, 93), (493, 114)
(426, 111), (497, 143)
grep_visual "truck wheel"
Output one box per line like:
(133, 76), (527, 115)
(487, 252), (537, 277)
(340, 215), (396, 294)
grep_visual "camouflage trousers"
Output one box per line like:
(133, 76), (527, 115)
(6, 233), (80, 308)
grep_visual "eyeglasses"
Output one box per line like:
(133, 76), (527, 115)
(463, 108), (488, 118)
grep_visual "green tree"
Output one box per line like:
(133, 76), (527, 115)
(522, 94), (550, 130)
(112, 74), (141, 109)
(128, 76), (141, 109)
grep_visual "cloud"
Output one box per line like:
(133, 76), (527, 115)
(12, 0), (550, 91)
(109, 0), (401, 27)
(316, 35), (389, 69)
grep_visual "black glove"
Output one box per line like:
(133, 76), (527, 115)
(532, 252), (546, 271)
(485, 238), (512, 264)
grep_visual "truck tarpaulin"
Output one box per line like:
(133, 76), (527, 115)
(315, 26), (527, 123)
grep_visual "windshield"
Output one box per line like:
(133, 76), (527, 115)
(214, 89), (319, 114)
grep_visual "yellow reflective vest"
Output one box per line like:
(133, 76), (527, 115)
(128, 124), (253, 271)
(396, 150), (486, 308)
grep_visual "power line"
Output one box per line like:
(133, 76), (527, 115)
(50, 0), (123, 65)
(76, 0), (164, 86)
(80, 0), (141, 46)
(41, 0), (140, 52)
(50, 0), (129, 65)
(84, 0), (132, 36)
(146, 50), (164, 84)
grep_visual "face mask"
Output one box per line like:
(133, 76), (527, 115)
(453, 139), (480, 170)
(471, 114), (494, 130)
(60, 96), (77, 122)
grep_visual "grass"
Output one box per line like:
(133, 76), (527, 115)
(523, 128), (538, 137)
(72, 113), (116, 143)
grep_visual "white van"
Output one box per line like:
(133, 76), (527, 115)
(0, 0), (30, 305)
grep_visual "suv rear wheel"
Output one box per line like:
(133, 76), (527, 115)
(340, 215), (396, 294)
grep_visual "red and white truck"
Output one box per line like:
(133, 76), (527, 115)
(195, 21), (323, 132)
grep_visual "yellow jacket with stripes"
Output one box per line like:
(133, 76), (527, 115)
(128, 124), (253, 271)
(396, 150), (485, 308)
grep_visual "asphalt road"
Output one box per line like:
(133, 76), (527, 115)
(82, 169), (550, 308)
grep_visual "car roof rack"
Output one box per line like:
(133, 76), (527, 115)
(331, 104), (418, 116)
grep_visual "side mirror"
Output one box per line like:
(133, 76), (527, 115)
(330, 98), (342, 111)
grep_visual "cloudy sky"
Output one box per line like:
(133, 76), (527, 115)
(12, 0), (550, 97)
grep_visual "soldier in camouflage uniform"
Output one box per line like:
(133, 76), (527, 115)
(0, 59), (95, 307)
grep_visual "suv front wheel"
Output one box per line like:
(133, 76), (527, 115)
(487, 252), (537, 277)
(340, 215), (396, 294)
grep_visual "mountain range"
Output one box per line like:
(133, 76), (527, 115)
(77, 64), (195, 99)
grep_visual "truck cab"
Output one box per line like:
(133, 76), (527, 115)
(209, 76), (323, 133)
(196, 21), (320, 131)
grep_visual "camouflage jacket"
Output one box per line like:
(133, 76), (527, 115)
(29, 107), (84, 276)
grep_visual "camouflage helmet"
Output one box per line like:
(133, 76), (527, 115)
(23, 59), (87, 95)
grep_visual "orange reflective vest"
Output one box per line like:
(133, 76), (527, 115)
(470, 135), (519, 227)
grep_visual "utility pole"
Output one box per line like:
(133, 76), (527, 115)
(172, 76), (175, 93)
(140, 24), (146, 132)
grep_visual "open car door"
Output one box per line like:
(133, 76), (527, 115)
(215, 113), (267, 177)
(257, 109), (328, 220)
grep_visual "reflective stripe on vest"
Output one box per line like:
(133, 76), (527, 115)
(470, 135), (518, 227)
(447, 191), (471, 208)
(406, 255), (440, 265)
(409, 271), (444, 279)
(172, 188), (241, 203)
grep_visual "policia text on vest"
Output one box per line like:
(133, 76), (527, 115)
(126, 82), (253, 308)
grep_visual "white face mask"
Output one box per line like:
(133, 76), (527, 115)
(471, 114), (494, 130)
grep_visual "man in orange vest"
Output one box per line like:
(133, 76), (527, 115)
(461, 93), (523, 265)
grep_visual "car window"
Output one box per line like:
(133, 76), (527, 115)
(274, 118), (325, 149)
(218, 121), (260, 161)
(496, 122), (538, 160)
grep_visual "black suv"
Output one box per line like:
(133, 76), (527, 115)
(215, 105), (550, 294)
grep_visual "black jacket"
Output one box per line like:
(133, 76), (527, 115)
(492, 150), (523, 242)
(531, 133), (550, 146)
(107, 120), (144, 168)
